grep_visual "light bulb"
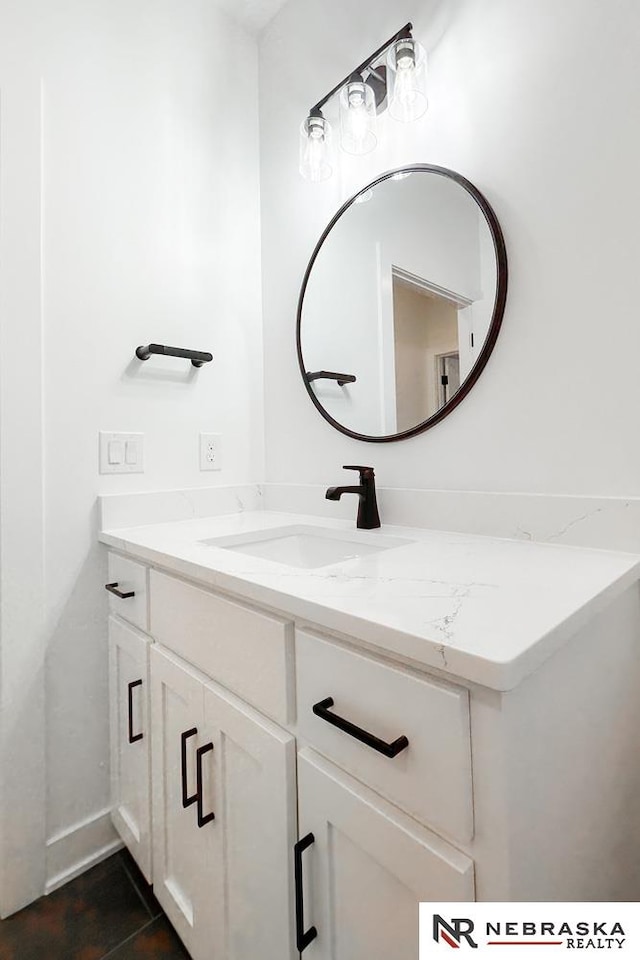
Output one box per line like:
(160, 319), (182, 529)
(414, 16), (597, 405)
(347, 98), (369, 146)
(396, 65), (416, 104)
(387, 38), (428, 123)
(299, 112), (333, 182)
(304, 135), (324, 181)
(339, 76), (377, 155)
(397, 45), (416, 70)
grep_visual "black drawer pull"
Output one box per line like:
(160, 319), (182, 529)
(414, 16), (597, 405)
(196, 743), (215, 827)
(105, 582), (135, 600)
(127, 680), (143, 743)
(294, 833), (317, 952)
(181, 728), (198, 808)
(312, 697), (409, 758)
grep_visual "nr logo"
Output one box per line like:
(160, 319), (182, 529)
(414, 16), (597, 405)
(433, 915), (478, 949)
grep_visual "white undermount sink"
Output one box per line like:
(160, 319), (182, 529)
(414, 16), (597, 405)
(200, 524), (412, 569)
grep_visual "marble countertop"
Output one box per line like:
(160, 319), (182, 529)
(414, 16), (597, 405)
(99, 510), (640, 691)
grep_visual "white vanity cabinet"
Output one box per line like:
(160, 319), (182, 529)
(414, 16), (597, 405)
(105, 539), (640, 958)
(108, 616), (152, 882)
(150, 644), (298, 960)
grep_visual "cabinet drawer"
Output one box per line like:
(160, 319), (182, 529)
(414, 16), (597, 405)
(295, 630), (473, 843)
(149, 570), (294, 724)
(107, 553), (149, 632)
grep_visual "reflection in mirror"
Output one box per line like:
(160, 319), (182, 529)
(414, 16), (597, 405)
(297, 166), (506, 441)
(392, 277), (464, 430)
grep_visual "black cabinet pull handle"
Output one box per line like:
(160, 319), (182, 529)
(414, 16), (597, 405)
(312, 697), (409, 758)
(196, 743), (215, 827)
(127, 680), (143, 743)
(105, 582), (135, 600)
(181, 728), (198, 808)
(294, 833), (317, 952)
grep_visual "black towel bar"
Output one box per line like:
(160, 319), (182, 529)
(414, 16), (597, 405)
(136, 343), (213, 368)
(306, 370), (356, 386)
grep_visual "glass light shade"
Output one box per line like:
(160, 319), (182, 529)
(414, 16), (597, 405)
(387, 38), (428, 122)
(339, 78), (377, 155)
(299, 113), (333, 182)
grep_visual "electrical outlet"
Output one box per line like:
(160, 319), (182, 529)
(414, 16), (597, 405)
(199, 433), (222, 471)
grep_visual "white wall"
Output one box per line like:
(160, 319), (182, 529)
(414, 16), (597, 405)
(0, 72), (47, 916)
(259, 0), (640, 495)
(0, 0), (262, 908)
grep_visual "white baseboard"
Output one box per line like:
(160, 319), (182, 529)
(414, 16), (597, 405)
(45, 807), (123, 895)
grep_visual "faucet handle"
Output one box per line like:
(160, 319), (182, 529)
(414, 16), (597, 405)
(343, 465), (375, 477)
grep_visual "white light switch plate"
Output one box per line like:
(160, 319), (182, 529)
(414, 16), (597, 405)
(200, 433), (222, 471)
(99, 432), (144, 474)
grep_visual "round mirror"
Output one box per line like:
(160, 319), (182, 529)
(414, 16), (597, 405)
(297, 164), (508, 442)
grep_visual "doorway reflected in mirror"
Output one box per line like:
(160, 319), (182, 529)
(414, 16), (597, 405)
(392, 276), (464, 431)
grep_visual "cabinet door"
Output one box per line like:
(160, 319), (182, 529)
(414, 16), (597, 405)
(296, 748), (475, 960)
(203, 680), (298, 960)
(150, 646), (217, 960)
(109, 617), (151, 881)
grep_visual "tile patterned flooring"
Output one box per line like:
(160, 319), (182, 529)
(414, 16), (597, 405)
(0, 850), (189, 959)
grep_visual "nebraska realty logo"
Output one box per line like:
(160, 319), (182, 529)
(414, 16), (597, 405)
(420, 904), (639, 957)
(434, 916), (478, 948)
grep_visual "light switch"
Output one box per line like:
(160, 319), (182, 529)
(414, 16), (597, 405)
(99, 432), (144, 474)
(108, 441), (124, 465)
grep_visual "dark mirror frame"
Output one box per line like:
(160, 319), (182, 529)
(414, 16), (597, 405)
(296, 163), (508, 443)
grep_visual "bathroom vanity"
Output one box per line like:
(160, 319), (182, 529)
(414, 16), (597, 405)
(101, 510), (640, 960)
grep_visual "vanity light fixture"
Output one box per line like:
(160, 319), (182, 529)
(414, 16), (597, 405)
(299, 22), (427, 182)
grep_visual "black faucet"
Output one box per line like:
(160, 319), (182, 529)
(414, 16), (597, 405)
(326, 466), (381, 529)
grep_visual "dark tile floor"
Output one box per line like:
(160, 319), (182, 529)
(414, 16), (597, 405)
(0, 850), (190, 960)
